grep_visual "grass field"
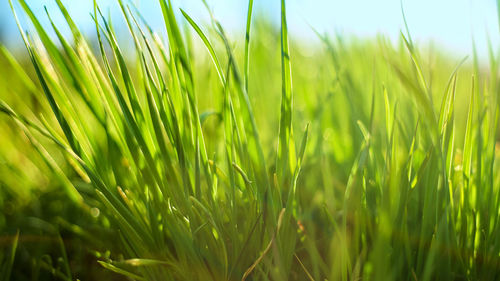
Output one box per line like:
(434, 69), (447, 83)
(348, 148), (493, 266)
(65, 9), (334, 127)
(1, 0), (500, 280)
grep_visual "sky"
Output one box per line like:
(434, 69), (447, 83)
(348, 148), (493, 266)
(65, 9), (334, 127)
(0, 0), (499, 59)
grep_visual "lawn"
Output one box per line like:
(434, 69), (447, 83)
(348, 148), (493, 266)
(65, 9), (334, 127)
(0, 0), (499, 280)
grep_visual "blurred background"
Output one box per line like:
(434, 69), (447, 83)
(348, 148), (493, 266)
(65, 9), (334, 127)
(0, 0), (499, 59)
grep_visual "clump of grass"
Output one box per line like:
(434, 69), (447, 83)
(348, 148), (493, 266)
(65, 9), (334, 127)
(0, 0), (499, 280)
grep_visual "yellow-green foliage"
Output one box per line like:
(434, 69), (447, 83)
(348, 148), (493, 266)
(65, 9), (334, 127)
(0, 0), (499, 280)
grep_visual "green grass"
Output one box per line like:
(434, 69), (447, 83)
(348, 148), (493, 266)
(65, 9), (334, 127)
(0, 0), (499, 280)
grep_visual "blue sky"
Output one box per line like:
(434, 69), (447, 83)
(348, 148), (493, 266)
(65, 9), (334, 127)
(1, 0), (499, 59)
